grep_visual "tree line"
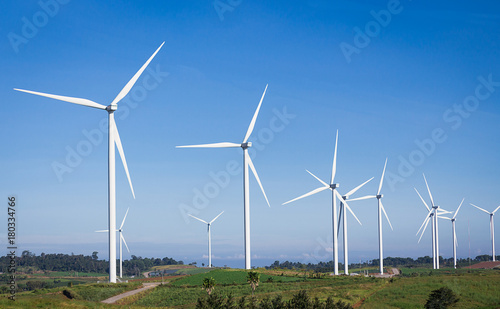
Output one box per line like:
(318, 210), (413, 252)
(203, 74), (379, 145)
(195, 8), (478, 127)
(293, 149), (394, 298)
(0, 250), (183, 276)
(266, 254), (499, 271)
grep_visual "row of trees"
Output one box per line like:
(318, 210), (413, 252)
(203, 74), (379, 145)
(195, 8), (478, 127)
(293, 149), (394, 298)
(267, 254), (498, 271)
(0, 251), (183, 276)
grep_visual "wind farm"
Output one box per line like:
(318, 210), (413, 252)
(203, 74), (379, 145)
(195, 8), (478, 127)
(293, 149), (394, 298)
(2, 1), (500, 307)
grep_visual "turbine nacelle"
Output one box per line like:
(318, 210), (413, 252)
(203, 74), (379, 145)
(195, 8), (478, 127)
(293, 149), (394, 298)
(106, 104), (118, 112)
(377, 194), (383, 199)
(330, 183), (339, 189)
(241, 142), (252, 149)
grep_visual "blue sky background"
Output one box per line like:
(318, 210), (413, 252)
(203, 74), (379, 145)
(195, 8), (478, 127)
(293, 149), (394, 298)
(1, 0), (500, 268)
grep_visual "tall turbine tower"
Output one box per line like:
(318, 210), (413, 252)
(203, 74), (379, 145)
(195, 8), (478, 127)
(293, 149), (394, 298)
(415, 174), (451, 269)
(338, 177), (373, 275)
(441, 199), (464, 269)
(177, 85), (270, 270)
(188, 211), (224, 268)
(470, 203), (500, 261)
(347, 158), (393, 275)
(283, 131), (370, 275)
(15, 43), (164, 282)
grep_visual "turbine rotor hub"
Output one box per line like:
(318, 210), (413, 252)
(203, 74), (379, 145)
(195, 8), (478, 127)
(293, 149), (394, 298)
(106, 104), (118, 112)
(241, 142), (252, 149)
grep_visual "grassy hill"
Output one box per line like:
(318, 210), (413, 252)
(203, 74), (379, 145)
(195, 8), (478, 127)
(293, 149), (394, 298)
(0, 267), (499, 308)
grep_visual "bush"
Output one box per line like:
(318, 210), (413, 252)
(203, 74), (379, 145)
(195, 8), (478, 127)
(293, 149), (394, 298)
(425, 287), (459, 309)
(62, 288), (80, 300)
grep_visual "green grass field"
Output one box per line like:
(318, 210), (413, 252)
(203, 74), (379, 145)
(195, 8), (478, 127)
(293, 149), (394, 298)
(1, 267), (499, 308)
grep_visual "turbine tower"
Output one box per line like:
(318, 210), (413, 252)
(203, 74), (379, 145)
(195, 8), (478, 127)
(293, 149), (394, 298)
(415, 174), (451, 269)
(338, 177), (373, 275)
(347, 158), (393, 275)
(177, 85), (270, 270)
(283, 131), (370, 275)
(188, 211), (224, 268)
(441, 199), (464, 269)
(96, 208), (131, 279)
(15, 42), (164, 282)
(470, 203), (500, 261)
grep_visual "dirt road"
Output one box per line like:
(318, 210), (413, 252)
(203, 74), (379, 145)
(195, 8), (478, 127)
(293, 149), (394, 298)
(101, 282), (160, 304)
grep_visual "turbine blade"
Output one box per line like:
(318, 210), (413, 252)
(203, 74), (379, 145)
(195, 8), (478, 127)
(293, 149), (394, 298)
(282, 186), (329, 205)
(493, 205), (500, 214)
(452, 198), (465, 219)
(337, 203), (343, 237)
(418, 218), (430, 243)
(380, 200), (393, 231)
(330, 130), (338, 184)
(243, 84), (268, 143)
(345, 177), (374, 197)
(111, 42), (164, 105)
(188, 214), (208, 224)
(346, 195), (377, 202)
(113, 119), (135, 199)
(210, 211), (224, 224)
(306, 170), (329, 187)
(417, 208), (434, 236)
(121, 233), (130, 253)
(14, 88), (107, 110)
(95, 230), (109, 233)
(120, 208), (130, 230)
(176, 142), (241, 148)
(377, 158), (388, 195)
(246, 152), (270, 207)
(423, 173), (434, 206)
(342, 199), (362, 226)
(415, 188), (430, 211)
(470, 203), (491, 215)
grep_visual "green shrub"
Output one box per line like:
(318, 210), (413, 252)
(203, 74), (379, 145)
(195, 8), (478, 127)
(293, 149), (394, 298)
(425, 287), (459, 309)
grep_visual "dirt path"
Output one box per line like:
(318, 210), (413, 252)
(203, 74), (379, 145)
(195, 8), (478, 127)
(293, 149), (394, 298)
(101, 282), (160, 304)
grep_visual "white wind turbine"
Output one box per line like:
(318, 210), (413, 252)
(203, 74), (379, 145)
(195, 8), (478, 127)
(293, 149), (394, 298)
(337, 177), (373, 275)
(96, 208), (131, 279)
(14, 42), (164, 283)
(282, 131), (370, 275)
(441, 199), (464, 269)
(347, 158), (393, 275)
(470, 203), (500, 262)
(177, 85), (270, 270)
(415, 174), (451, 269)
(188, 211), (224, 268)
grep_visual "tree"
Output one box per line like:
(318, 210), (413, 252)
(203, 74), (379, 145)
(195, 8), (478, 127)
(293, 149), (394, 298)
(202, 277), (216, 295)
(425, 287), (459, 309)
(246, 271), (260, 296)
(92, 251), (98, 260)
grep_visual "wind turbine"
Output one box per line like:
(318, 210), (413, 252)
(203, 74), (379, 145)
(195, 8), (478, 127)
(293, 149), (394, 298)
(347, 158), (393, 275)
(282, 131), (370, 275)
(470, 203), (500, 261)
(415, 174), (451, 269)
(177, 85), (270, 270)
(14, 42), (164, 282)
(188, 211), (224, 268)
(441, 199), (464, 269)
(96, 208), (131, 279)
(337, 177), (373, 275)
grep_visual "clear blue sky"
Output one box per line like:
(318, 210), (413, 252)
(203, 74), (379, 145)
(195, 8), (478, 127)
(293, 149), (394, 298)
(1, 0), (499, 268)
